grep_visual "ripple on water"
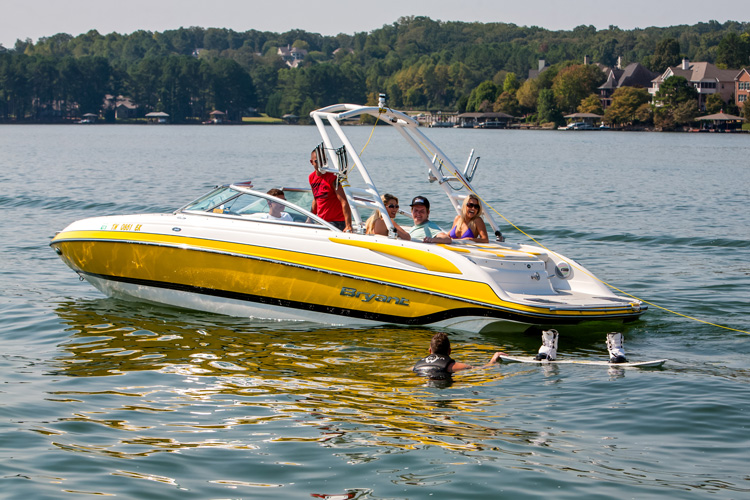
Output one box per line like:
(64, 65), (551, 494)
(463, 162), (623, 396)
(1, 126), (749, 498)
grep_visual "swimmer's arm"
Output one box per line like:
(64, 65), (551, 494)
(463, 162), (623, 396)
(454, 352), (507, 371)
(448, 361), (472, 372)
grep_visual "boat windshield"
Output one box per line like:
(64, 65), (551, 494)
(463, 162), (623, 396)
(180, 186), (323, 226)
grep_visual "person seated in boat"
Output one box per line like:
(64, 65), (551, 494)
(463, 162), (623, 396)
(308, 149), (353, 232)
(413, 332), (504, 380)
(408, 196), (444, 241)
(423, 193), (489, 244)
(365, 193), (411, 240)
(250, 188), (293, 221)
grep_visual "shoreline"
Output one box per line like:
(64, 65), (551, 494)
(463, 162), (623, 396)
(1, 120), (746, 133)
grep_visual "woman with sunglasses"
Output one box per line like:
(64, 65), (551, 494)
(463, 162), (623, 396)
(425, 193), (489, 244)
(365, 194), (411, 240)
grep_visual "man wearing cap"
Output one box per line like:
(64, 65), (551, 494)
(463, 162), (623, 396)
(308, 149), (352, 232)
(409, 196), (444, 241)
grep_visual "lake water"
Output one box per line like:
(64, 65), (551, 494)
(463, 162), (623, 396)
(1, 123), (749, 499)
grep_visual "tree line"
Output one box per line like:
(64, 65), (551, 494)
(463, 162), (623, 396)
(0, 17), (748, 124)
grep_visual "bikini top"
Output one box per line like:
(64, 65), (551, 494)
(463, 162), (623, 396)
(449, 224), (475, 239)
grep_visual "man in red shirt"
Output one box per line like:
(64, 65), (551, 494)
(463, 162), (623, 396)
(308, 150), (352, 232)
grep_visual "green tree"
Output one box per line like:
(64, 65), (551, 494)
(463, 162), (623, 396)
(493, 91), (519, 115)
(28, 56), (59, 119)
(502, 72), (520, 93)
(653, 107), (675, 130)
(551, 64), (606, 113)
(405, 86), (426, 108)
(593, 37), (618, 67)
(0, 53), (31, 119)
(646, 37), (681, 72)
(128, 57), (162, 113)
(265, 92), (282, 117)
(603, 87), (650, 126)
(299, 96), (316, 123)
(456, 94), (469, 113)
(466, 80), (499, 112)
(716, 32), (750, 69)
(208, 58), (256, 121)
(673, 99), (698, 125)
(61, 56), (112, 117)
(204, 28), (230, 52)
(653, 75), (697, 108)
(577, 94), (603, 114)
(705, 93), (725, 114)
(537, 88), (563, 126)
(157, 55), (203, 122)
(634, 103), (653, 124)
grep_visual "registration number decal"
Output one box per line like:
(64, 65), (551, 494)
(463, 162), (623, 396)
(102, 223), (142, 231)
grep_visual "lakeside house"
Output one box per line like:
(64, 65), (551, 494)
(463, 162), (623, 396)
(528, 59), (550, 79)
(650, 59), (740, 111)
(599, 60), (659, 109)
(104, 95), (138, 119)
(736, 68), (750, 111)
(277, 45), (308, 68)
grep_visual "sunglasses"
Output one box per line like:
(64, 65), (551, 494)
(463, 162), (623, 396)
(387, 204), (399, 209)
(467, 202), (480, 209)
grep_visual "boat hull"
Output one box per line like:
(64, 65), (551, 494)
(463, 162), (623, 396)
(51, 216), (646, 330)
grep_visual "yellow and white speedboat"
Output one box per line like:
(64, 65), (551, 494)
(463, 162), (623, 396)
(51, 100), (646, 331)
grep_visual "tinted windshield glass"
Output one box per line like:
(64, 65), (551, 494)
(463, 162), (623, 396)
(182, 187), (322, 225)
(182, 187), (238, 212)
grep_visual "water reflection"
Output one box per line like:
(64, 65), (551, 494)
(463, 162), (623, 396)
(51, 300), (545, 459)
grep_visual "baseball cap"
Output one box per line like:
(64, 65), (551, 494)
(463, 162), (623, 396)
(410, 196), (430, 210)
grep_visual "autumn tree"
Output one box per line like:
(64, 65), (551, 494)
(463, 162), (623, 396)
(516, 78), (539, 115)
(493, 91), (519, 115)
(577, 94), (603, 114)
(634, 103), (653, 124)
(603, 87), (650, 126)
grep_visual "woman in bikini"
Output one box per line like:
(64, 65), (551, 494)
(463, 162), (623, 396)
(424, 193), (489, 244)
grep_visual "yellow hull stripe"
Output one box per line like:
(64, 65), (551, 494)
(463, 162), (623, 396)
(329, 237), (461, 274)
(51, 230), (642, 320)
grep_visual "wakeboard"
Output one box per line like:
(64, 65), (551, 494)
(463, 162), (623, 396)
(497, 354), (666, 368)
